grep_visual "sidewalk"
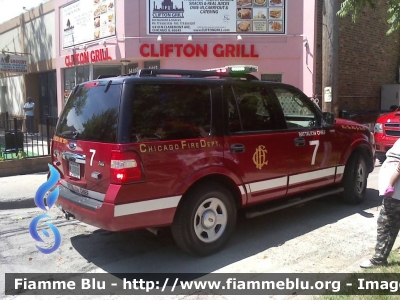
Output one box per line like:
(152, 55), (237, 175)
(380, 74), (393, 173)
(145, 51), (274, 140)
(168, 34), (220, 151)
(0, 172), (48, 210)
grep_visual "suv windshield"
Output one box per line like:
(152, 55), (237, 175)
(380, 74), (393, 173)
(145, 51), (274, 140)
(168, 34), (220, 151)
(56, 83), (122, 142)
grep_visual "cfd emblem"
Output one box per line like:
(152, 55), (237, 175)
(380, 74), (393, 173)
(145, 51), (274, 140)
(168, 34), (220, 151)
(253, 145), (268, 170)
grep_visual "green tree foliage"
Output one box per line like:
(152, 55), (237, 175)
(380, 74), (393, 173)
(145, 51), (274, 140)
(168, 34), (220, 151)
(337, 0), (400, 35)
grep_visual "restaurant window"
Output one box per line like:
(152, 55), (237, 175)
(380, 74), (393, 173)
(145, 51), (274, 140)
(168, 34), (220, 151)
(144, 60), (160, 69)
(261, 74), (283, 83)
(76, 66), (90, 84)
(127, 63), (139, 73)
(93, 65), (122, 79)
(63, 66), (90, 104)
(64, 68), (76, 104)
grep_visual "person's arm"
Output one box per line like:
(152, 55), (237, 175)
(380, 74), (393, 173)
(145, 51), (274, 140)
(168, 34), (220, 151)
(388, 161), (400, 187)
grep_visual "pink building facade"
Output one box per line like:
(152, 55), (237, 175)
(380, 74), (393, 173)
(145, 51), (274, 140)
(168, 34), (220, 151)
(55, 0), (316, 113)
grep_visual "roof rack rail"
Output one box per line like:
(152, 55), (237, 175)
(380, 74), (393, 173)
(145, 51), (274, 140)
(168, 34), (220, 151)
(97, 74), (118, 79)
(136, 68), (259, 81)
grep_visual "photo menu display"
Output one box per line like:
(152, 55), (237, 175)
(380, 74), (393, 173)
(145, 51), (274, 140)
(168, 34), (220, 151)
(236, 0), (284, 33)
(62, 0), (116, 49)
(147, 0), (286, 35)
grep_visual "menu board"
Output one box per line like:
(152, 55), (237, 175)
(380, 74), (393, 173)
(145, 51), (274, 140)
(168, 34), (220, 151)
(62, 0), (116, 49)
(147, 0), (285, 34)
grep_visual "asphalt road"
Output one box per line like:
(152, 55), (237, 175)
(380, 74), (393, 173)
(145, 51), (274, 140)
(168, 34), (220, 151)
(1, 160), (397, 300)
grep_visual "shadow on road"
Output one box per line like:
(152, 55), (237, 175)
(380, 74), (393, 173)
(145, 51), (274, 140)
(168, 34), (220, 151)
(70, 186), (381, 275)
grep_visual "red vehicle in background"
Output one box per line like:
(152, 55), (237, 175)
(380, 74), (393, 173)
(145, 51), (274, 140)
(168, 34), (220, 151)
(374, 108), (400, 162)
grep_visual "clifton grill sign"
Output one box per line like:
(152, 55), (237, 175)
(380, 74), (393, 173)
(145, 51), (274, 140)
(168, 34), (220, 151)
(65, 48), (112, 67)
(140, 43), (259, 58)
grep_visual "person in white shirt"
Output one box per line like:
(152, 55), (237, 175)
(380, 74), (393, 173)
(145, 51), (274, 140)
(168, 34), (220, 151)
(23, 97), (35, 134)
(360, 138), (400, 268)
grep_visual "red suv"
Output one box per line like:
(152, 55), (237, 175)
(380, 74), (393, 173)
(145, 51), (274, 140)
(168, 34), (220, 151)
(52, 67), (375, 256)
(374, 109), (400, 162)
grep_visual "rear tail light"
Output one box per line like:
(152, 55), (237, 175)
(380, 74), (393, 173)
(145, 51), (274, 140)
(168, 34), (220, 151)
(110, 151), (143, 184)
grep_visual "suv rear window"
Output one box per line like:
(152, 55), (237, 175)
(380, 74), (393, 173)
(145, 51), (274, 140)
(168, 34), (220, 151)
(56, 83), (122, 142)
(130, 84), (212, 142)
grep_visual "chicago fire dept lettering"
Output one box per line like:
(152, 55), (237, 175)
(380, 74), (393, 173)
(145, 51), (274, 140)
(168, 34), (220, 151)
(139, 139), (220, 153)
(253, 145), (268, 170)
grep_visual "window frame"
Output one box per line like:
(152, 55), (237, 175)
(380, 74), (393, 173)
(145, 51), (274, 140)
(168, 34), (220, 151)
(122, 81), (215, 143)
(223, 82), (286, 135)
(270, 84), (323, 130)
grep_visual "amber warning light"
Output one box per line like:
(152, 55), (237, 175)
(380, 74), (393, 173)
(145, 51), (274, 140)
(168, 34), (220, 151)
(204, 65), (258, 74)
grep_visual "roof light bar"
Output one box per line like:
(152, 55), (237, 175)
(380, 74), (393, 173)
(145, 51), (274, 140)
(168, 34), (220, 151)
(203, 65), (258, 73)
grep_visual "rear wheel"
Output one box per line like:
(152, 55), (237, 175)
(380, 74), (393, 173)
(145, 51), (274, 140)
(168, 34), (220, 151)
(341, 153), (368, 204)
(171, 183), (236, 256)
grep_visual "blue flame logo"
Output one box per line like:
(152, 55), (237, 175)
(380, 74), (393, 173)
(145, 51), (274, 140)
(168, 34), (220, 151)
(29, 164), (62, 254)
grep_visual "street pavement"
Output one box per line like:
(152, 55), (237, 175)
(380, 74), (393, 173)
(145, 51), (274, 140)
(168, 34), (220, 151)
(0, 172), (47, 210)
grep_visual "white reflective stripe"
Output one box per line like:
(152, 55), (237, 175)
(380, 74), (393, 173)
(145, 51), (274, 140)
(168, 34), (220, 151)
(289, 167), (336, 185)
(336, 165), (345, 175)
(249, 176), (287, 193)
(114, 196), (181, 217)
(238, 185), (246, 195)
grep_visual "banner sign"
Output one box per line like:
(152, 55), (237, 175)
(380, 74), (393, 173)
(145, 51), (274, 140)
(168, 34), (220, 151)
(147, 0), (286, 35)
(61, 0), (116, 49)
(6, 273), (400, 295)
(0, 54), (28, 73)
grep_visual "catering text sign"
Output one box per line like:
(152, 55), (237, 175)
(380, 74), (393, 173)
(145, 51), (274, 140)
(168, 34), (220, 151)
(147, 0), (285, 34)
(0, 55), (28, 73)
(61, 0), (116, 49)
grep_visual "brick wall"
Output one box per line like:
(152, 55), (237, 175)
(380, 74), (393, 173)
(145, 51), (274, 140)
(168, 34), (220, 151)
(315, 0), (400, 112)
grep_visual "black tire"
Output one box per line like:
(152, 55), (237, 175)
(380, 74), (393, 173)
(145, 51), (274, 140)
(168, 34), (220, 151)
(171, 183), (237, 256)
(341, 153), (368, 204)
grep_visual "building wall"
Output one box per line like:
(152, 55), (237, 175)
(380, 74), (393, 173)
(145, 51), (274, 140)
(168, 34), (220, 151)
(55, 0), (309, 113)
(0, 75), (24, 115)
(0, 0), (56, 119)
(24, 11), (56, 65)
(0, 24), (24, 116)
(315, 0), (400, 112)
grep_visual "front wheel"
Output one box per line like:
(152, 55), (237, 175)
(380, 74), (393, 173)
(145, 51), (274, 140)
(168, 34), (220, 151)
(341, 153), (368, 204)
(171, 183), (237, 256)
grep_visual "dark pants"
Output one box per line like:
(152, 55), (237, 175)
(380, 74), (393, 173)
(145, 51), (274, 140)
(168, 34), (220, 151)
(372, 197), (400, 264)
(26, 116), (34, 134)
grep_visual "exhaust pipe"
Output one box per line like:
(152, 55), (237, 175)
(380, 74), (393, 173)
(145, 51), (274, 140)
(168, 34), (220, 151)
(146, 227), (163, 236)
(65, 211), (76, 220)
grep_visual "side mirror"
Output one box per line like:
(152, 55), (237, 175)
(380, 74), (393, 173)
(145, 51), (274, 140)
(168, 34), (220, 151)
(322, 112), (335, 127)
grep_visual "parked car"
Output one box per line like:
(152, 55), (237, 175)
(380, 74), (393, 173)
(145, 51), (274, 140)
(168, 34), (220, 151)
(51, 66), (376, 256)
(374, 108), (400, 162)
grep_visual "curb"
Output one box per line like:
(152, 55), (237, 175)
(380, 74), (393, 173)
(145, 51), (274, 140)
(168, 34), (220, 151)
(0, 198), (36, 210)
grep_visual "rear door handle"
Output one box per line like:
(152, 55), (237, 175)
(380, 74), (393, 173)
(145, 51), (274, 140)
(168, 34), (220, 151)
(230, 144), (245, 154)
(294, 138), (305, 147)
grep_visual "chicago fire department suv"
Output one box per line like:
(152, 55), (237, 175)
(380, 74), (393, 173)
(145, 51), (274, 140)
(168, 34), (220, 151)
(52, 66), (375, 256)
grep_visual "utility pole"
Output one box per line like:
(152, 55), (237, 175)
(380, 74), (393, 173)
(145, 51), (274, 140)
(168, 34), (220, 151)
(322, 0), (339, 117)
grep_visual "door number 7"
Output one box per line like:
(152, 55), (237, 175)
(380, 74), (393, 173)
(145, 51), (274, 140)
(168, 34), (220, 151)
(309, 140), (319, 165)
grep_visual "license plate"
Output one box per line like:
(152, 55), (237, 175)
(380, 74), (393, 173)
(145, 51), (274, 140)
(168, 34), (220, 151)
(69, 161), (80, 179)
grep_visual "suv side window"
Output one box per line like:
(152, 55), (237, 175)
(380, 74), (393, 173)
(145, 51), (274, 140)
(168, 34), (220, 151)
(273, 86), (319, 129)
(130, 84), (212, 142)
(227, 84), (278, 134)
